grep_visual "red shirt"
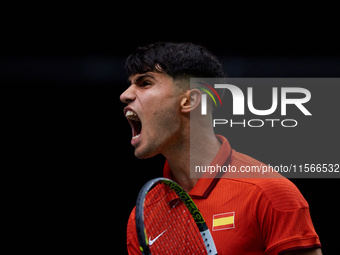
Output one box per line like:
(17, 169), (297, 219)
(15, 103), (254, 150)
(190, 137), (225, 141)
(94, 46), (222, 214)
(127, 135), (321, 254)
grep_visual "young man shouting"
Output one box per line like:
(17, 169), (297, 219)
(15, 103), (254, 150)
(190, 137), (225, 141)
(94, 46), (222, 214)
(121, 42), (322, 254)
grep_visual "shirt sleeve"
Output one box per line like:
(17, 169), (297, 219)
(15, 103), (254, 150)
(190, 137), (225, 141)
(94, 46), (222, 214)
(264, 206), (321, 254)
(256, 179), (321, 255)
(126, 207), (142, 255)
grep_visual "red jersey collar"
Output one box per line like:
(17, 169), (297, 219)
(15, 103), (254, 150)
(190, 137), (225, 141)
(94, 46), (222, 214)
(163, 135), (232, 199)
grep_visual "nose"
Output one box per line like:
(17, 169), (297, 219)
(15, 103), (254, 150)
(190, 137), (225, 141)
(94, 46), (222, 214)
(120, 85), (136, 104)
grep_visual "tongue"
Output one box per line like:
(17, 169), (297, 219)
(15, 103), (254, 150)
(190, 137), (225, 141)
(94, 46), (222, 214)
(133, 120), (142, 136)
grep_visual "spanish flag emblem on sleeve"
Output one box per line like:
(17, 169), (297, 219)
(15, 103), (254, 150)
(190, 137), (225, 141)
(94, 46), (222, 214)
(212, 212), (235, 231)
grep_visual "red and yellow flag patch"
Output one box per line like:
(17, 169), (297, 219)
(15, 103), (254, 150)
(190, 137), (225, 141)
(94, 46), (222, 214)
(212, 212), (235, 231)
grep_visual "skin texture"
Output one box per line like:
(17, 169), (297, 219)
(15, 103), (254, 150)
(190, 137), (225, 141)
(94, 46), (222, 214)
(120, 71), (220, 191)
(121, 71), (186, 159)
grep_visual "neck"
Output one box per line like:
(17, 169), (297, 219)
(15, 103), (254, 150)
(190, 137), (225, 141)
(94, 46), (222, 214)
(162, 114), (221, 193)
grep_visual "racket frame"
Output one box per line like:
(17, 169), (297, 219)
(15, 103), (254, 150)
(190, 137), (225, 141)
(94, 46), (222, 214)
(135, 177), (217, 255)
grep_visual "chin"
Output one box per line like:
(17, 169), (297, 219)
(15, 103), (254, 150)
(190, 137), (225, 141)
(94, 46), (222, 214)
(134, 144), (160, 160)
(134, 151), (148, 159)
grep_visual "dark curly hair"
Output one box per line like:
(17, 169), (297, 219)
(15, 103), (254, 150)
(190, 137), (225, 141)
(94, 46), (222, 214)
(125, 42), (227, 110)
(125, 42), (227, 80)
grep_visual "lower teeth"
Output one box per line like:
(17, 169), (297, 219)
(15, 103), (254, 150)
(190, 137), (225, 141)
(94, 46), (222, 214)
(132, 134), (140, 140)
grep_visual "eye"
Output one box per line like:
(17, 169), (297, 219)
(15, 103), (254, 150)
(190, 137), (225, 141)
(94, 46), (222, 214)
(139, 80), (152, 87)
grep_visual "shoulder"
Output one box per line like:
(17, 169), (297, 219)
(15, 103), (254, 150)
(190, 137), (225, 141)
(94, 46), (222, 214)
(226, 178), (308, 211)
(223, 150), (309, 211)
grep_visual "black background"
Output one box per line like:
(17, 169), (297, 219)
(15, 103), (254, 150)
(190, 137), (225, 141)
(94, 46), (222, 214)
(4, 3), (339, 254)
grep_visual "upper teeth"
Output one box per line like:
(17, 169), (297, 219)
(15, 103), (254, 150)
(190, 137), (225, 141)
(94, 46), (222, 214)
(126, 110), (140, 121)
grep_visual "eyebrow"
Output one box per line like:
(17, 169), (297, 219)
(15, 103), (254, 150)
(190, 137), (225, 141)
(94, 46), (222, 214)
(128, 73), (156, 84)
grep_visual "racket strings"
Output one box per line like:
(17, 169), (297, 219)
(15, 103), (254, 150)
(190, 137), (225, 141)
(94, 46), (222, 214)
(143, 183), (207, 254)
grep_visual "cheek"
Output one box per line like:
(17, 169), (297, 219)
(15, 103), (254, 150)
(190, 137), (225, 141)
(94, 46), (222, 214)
(141, 88), (182, 134)
(142, 91), (177, 117)
(153, 102), (181, 133)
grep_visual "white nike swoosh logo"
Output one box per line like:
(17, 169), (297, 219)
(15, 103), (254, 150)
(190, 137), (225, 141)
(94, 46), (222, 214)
(149, 230), (167, 246)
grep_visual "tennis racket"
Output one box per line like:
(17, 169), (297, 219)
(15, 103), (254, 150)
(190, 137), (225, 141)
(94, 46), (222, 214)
(135, 177), (218, 255)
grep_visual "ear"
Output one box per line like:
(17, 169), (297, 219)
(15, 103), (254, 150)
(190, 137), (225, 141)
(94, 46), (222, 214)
(180, 89), (201, 113)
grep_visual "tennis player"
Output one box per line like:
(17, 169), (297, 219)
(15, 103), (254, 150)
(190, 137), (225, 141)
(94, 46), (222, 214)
(122, 42), (322, 254)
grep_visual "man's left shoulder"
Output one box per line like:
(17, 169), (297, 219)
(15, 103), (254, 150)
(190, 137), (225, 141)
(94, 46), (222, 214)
(228, 150), (309, 211)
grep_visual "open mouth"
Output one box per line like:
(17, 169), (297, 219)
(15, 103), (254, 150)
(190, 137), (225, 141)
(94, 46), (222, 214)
(125, 110), (142, 140)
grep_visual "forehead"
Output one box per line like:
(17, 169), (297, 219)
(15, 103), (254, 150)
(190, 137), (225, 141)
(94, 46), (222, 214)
(128, 71), (172, 84)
